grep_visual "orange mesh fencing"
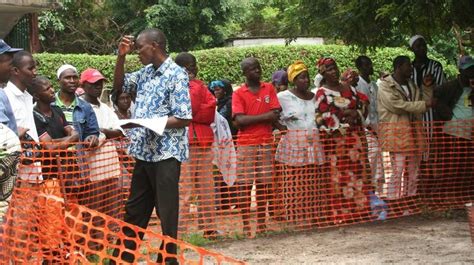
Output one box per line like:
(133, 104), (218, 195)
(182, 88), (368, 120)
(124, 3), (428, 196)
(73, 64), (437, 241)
(0, 120), (473, 262)
(0, 188), (244, 264)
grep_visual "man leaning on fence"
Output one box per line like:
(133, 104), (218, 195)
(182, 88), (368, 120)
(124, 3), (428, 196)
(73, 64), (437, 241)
(111, 28), (192, 265)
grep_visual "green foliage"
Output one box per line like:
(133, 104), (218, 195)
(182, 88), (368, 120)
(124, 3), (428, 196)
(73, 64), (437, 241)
(34, 45), (458, 89)
(285, 0), (474, 50)
(145, 0), (233, 52)
(38, 0), (123, 54)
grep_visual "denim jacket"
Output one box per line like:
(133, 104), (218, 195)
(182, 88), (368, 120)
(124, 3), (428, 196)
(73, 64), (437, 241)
(52, 97), (99, 141)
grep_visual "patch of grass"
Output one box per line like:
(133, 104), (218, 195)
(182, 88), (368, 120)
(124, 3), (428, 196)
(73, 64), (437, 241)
(181, 233), (212, 247)
(229, 231), (246, 240)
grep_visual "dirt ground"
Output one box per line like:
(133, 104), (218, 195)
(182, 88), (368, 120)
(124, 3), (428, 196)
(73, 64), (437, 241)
(207, 213), (474, 264)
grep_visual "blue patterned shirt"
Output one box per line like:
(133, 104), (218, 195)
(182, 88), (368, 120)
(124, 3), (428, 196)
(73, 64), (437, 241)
(123, 57), (192, 162)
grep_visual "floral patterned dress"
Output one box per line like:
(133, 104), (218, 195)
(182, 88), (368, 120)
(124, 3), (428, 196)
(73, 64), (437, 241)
(314, 85), (372, 224)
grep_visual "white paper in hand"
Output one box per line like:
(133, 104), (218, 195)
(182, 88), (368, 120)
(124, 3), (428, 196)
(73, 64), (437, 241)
(118, 116), (168, 135)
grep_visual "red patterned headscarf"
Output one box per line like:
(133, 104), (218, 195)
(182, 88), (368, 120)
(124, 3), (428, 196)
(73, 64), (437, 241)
(341, 68), (359, 85)
(317, 58), (336, 74)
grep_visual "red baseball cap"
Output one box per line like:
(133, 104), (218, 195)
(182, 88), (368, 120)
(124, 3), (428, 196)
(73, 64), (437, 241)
(80, 68), (106, 84)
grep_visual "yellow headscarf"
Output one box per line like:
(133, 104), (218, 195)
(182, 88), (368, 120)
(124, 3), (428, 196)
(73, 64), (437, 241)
(287, 60), (308, 83)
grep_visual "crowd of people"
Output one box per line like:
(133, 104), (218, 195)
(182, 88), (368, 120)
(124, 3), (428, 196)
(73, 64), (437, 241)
(0, 29), (473, 264)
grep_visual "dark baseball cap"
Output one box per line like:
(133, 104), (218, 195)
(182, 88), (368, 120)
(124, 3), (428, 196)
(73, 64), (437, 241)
(0, 39), (22, 54)
(459, 55), (474, 70)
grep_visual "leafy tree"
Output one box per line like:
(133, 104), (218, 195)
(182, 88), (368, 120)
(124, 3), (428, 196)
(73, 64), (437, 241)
(39, 0), (123, 54)
(281, 0), (474, 52)
(145, 0), (234, 52)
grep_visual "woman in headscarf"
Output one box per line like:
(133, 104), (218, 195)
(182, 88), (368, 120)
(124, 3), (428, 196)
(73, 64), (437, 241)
(272, 69), (288, 93)
(111, 89), (132, 120)
(208, 79), (238, 211)
(314, 57), (372, 224)
(341, 68), (360, 87)
(208, 79), (237, 136)
(275, 60), (325, 226)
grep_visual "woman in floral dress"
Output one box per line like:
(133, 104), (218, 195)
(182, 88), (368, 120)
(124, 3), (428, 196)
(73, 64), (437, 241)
(275, 61), (325, 226)
(314, 58), (372, 224)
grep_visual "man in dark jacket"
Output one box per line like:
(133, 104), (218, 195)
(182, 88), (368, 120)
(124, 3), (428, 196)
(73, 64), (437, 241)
(433, 55), (474, 199)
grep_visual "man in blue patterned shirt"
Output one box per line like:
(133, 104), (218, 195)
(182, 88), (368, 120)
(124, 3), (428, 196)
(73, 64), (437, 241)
(111, 29), (192, 265)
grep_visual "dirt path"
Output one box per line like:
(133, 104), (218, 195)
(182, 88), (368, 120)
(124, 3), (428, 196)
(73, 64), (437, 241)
(208, 214), (474, 264)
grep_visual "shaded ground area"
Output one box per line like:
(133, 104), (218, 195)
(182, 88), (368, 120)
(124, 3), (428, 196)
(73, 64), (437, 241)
(207, 212), (474, 264)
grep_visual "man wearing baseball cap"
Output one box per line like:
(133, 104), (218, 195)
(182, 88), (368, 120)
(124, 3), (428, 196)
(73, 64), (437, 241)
(433, 55), (474, 198)
(80, 68), (123, 140)
(79, 68), (124, 237)
(0, 39), (22, 133)
(0, 39), (22, 236)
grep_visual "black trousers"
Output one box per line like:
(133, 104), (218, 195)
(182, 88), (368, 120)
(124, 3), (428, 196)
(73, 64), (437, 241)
(112, 158), (181, 264)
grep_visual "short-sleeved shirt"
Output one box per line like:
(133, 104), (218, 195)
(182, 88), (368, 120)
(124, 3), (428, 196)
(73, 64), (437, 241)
(123, 57), (192, 162)
(232, 82), (281, 145)
(33, 105), (68, 139)
(33, 105), (69, 179)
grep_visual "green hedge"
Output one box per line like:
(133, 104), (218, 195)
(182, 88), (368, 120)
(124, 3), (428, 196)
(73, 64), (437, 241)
(35, 45), (458, 89)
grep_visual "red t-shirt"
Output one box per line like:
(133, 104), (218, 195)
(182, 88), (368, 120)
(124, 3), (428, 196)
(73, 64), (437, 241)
(232, 82), (281, 145)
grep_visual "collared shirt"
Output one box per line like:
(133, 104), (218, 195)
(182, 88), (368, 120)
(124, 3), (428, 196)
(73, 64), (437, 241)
(0, 89), (18, 133)
(4, 81), (38, 141)
(123, 57), (192, 162)
(4, 81), (41, 181)
(232, 82), (281, 145)
(356, 76), (378, 131)
(55, 92), (77, 125)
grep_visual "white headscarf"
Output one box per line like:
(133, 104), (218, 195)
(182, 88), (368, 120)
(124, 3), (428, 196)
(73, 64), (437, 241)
(408, 35), (425, 48)
(56, 64), (77, 79)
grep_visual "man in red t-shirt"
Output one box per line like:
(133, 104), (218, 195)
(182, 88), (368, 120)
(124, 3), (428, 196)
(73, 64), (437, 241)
(232, 57), (284, 235)
(175, 52), (218, 239)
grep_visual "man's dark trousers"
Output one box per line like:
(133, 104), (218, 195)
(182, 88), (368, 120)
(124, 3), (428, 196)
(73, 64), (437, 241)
(112, 158), (181, 264)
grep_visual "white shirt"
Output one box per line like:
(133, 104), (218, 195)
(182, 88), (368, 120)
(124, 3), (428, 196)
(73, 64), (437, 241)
(275, 90), (324, 166)
(90, 100), (123, 132)
(4, 81), (42, 181)
(356, 76), (378, 130)
(86, 99), (122, 182)
(4, 81), (38, 141)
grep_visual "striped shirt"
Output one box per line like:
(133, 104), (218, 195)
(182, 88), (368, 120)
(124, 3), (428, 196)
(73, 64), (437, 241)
(412, 58), (446, 141)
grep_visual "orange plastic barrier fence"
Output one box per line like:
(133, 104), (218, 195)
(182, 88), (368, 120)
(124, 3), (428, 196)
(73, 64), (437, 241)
(0, 120), (473, 263)
(0, 189), (244, 264)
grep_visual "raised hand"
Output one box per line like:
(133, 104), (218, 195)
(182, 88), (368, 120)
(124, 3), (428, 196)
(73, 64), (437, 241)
(118, 35), (134, 56)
